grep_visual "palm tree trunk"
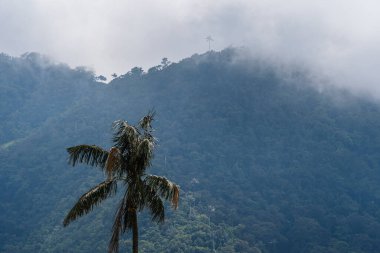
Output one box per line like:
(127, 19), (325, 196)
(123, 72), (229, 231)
(132, 210), (138, 253)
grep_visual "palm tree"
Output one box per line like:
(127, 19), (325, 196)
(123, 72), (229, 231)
(63, 112), (179, 253)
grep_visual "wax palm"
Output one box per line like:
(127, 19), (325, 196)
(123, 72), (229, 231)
(63, 112), (179, 253)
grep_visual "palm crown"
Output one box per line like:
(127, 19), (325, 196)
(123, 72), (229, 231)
(63, 112), (179, 253)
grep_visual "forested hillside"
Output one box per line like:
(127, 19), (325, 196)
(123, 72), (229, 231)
(1, 48), (380, 252)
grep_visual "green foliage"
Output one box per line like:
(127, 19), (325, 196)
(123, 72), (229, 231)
(67, 145), (109, 168)
(2, 49), (380, 252)
(63, 179), (118, 227)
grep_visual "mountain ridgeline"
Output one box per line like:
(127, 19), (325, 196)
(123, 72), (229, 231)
(1, 49), (380, 252)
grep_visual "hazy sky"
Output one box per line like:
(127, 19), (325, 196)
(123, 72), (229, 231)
(0, 0), (379, 95)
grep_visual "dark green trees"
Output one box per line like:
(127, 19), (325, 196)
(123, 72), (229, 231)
(63, 112), (180, 253)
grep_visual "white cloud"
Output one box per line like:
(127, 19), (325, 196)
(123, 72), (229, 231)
(0, 0), (379, 96)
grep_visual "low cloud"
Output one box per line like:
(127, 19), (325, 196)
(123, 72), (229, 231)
(0, 0), (379, 96)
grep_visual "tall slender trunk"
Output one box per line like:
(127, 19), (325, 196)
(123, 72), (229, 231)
(132, 210), (138, 253)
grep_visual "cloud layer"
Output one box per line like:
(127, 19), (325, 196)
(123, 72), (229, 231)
(0, 0), (379, 96)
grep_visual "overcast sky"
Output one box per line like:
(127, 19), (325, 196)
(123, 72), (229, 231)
(0, 0), (379, 95)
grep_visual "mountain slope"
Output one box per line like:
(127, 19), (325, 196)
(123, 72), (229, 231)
(1, 49), (380, 252)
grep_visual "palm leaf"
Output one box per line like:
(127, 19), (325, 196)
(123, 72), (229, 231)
(109, 193), (134, 253)
(138, 111), (155, 131)
(112, 120), (139, 151)
(63, 179), (117, 226)
(135, 138), (155, 171)
(143, 183), (165, 222)
(109, 198), (125, 253)
(67, 145), (109, 168)
(105, 147), (121, 179)
(144, 175), (180, 209)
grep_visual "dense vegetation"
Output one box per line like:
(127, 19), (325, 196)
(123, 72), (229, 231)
(1, 48), (380, 252)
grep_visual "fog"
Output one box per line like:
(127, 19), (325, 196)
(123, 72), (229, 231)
(0, 0), (379, 96)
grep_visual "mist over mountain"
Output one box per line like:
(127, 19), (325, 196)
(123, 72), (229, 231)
(1, 48), (380, 252)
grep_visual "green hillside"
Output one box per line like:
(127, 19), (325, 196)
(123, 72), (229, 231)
(1, 48), (380, 252)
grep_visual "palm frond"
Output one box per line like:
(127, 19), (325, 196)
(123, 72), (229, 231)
(138, 111), (155, 131)
(143, 184), (165, 223)
(144, 175), (180, 209)
(105, 147), (121, 179)
(109, 193), (134, 253)
(67, 145), (109, 168)
(109, 198), (126, 253)
(112, 120), (139, 153)
(63, 179), (117, 227)
(136, 138), (155, 170)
